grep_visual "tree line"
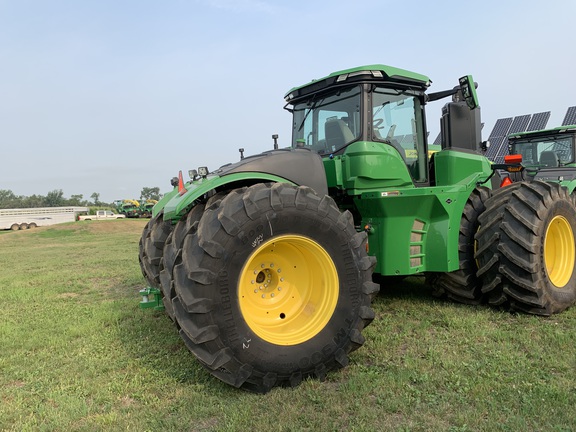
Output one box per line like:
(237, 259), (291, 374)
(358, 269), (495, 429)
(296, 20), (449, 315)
(0, 187), (162, 209)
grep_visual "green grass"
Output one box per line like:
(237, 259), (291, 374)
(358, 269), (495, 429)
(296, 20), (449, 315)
(1, 220), (575, 431)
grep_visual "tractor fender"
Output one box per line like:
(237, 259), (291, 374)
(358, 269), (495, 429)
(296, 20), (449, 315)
(157, 148), (329, 221)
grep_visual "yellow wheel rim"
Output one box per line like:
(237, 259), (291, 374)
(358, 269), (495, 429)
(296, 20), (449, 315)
(544, 215), (575, 287)
(238, 235), (339, 346)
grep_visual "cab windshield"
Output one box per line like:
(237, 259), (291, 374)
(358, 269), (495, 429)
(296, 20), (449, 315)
(371, 88), (427, 182)
(291, 85), (361, 154)
(511, 135), (574, 167)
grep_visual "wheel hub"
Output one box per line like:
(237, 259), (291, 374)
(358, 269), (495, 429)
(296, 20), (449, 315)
(238, 235), (339, 346)
(544, 215), (575, 288)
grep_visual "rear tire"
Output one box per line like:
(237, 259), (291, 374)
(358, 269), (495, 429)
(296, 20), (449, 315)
(10, 223), (19, 231)
(432, 187), (491, 304)
(172, 183), (378, 393)
(139, 213), (173, 289)
(476, 181), (576, 316)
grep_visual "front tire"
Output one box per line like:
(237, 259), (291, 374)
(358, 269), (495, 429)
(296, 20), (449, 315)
(139, 213), (173, 289)
(172, 183), (379, 393)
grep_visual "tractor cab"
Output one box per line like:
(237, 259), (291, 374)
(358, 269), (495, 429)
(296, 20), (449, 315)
(285, 66), (432, 186)
(508, 126), (576, 168)
(284, 65), (483, 189)
(506, 125), (576, 184)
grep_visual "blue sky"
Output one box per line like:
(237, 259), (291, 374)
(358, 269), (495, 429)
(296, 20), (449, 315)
(1, 0), (575, 203)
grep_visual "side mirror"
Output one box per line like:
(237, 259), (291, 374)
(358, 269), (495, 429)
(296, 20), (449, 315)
(459, 75), (479, 110)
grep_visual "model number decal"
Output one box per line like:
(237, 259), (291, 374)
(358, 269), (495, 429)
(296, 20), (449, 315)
(251, 234), (264, 248)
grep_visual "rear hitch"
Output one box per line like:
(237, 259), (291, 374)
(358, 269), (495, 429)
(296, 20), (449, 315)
(139, 287), (165, 311)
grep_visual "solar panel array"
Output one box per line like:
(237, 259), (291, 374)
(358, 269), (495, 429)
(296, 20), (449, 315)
(484, 112), (551, 163)
(562, 106), (576, 126)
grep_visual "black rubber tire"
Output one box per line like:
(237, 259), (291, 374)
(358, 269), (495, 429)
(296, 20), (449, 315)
(20, 223), (29, 230)
(432, 187), (491, 304)
(159, 204), (205, 321)
(139, 213), (173, 289)
(476, 181), (576, 316)
(171, 183), (379, 393)
(10, 223), (19, 231)
(29, 223), (37, 229)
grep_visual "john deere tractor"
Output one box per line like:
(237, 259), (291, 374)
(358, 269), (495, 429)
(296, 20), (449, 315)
(114, 199), (140, 218)
(139, 64), (576, 393)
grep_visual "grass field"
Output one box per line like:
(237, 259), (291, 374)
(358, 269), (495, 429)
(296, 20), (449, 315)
(1, 220), (575, 431)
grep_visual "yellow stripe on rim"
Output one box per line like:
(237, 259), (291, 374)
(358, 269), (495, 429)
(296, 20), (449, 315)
(238, 235), (339, 346)
(544, 215), (575, 288)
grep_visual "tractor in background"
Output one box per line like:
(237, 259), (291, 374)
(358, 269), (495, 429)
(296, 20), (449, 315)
(138, 199), (157, 218)
(113, 199), (140, 218)
(138, 64), (576, 393)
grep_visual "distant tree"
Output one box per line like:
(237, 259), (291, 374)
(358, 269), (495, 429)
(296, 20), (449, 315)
(68, 194), (84, 206)
(140, 186), (162, 201)
(45, 189), (65, 207)
(0, 189), (18, 208)
(91, 192), (101, 206)
(22, 194), (45, 208)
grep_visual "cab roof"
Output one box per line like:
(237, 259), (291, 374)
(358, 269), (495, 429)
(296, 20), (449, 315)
(284, 64), (431, 103)
(508, 124), (576, 140)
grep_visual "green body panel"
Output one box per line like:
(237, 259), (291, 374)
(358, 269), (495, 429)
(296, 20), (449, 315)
(559, 180), (576, 193)
(433, 149), (493, 186)
(356, 185), (471, 274)
(324, 144), (493, 275)
(152, 189), (178, 218)
(327, 142), (414, 193)
(155, 173), (296, 221)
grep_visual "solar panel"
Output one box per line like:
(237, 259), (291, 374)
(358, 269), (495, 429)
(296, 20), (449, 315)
(488, 117), (513, 139)
(562, 106), (576, 126)
(526, 111), (550, 131)
(508, 115), (531, 134)
(494, 137), (510, 162)
(485, 136), (506, 161)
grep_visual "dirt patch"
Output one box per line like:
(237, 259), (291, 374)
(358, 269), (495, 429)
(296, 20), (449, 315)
(79, 219), (148, 235)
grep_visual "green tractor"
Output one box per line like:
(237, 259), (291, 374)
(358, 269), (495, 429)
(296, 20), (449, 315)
(139, 64), (576, 393)
(138, 199), (158, 218)
(114, 199), (141, 218)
